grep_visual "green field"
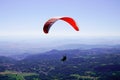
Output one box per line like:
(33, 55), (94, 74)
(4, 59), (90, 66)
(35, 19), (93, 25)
(0, 71), (40, 80)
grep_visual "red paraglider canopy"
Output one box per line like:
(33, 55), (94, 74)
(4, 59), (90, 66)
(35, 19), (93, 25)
(43, 17), (79, 34)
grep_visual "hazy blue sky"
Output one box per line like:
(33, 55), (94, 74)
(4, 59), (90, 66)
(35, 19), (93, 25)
(0, 0), (120, 40)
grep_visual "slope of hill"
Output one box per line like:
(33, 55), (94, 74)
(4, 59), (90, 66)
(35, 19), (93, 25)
(0, 46), (120, 80)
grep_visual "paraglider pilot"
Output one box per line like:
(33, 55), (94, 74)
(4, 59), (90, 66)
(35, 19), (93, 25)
(61, 55), (67, 62)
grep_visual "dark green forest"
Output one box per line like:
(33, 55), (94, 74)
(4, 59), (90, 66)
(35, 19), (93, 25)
(0, 46), (120, 80)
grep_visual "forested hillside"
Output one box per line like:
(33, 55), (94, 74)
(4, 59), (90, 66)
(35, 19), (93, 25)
(0, 47), (120, 80)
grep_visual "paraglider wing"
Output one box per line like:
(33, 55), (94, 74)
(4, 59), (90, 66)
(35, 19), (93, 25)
(60, 17), (79, 31)
(43, 18), (58, 33)
(43, 17), (79, 34)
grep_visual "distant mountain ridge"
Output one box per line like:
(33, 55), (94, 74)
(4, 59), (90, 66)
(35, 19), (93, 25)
(56, 44), (120, 50)
(0, 41), (120, 56)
